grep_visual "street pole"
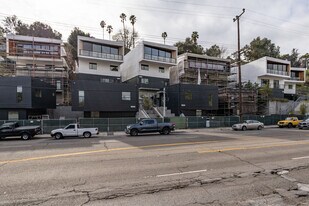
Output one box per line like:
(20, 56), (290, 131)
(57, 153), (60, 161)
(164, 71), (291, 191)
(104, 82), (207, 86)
(233, 8), (245, 122)
(163, 87), (166, 121)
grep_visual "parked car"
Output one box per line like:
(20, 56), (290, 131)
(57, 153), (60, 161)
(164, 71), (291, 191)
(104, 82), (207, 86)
(50, 123), (99, 139)
(277, 117), (302, 128)
(125, 119), (175, 136)
(0, 122), (41, 140)
(298, 118), (309, 129)
(232, 120), (264, 131)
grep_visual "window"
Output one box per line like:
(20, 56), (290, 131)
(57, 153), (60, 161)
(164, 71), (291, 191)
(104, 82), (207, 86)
(65, 125), (75, 129)
(35, 89), (42, 98)
(141, 78), (149, 84)
(110, 47), (119, 55)
(273, 80), (279, 89)
(45, 65), (54, 69)
(141, 64), (149, 71)
(79, 91), (85, 107)
(151, 48), (159, 56)
(208, 94), (213, 107)
(56, 80), (61, 90)
(102, 46), (110, 54)
(159, 67), (165, 73)
(17, 86), (22, 103)
(144, 119), (155, 124)
(8, 111), (19, 120)
(89, 63), (97, 70)
(261, 79), (269, 86)
(159, 50), (166, 57)
(184, 91), (192, 100)
(110, 65), (119, 71)
(26, 64), (33, 69)
(100, 78), (113, 83)
(144, 46), (152, 55)
(93, 44), (101, 53)
(83, 42), (92, 51)
(122, 92), (131, 101)
(288, 84), (293, 89)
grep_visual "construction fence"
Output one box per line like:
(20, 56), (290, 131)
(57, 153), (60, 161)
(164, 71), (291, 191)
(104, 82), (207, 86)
(1, 114), (308, 134)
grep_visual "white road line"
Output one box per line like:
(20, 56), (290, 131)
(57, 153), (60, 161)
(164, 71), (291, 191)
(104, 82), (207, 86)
(292, 156), (309, 160)
(156, 169), (207, 177)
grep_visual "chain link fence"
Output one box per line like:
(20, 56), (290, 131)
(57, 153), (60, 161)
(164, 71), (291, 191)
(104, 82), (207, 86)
(1, 115), (308, 134)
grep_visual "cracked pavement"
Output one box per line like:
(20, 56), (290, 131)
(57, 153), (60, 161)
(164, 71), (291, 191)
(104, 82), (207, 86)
(0, 127), (308, 205)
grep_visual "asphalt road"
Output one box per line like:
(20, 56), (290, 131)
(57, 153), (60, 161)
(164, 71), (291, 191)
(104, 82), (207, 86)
(0, 127), (309, 206)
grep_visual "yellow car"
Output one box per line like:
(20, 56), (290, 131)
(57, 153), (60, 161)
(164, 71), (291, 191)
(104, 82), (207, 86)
(277, 117), (302, 128)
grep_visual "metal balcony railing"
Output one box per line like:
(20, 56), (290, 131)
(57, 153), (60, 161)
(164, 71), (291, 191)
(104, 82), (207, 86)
(80, 50), (123, 61)
(267, 69), (288, 76)
(290, 76), (302, 81)
(144, 54), (176, 64)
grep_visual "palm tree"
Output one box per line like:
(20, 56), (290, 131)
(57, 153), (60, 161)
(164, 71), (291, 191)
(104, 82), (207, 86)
(100, 20), (106, 39)
(106, 25), (113, 40)
(161, 32), (167, 44)
(191, 31), (199, 44)
(129, 15), (137, 48)
(120, 13), (127, 50)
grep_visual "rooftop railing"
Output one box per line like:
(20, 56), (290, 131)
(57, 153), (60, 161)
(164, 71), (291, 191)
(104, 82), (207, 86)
(80, 50), (123, 61)
(144, 54), (176, 64)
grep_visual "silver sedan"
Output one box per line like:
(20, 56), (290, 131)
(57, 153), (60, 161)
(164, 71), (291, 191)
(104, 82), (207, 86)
(232, 120), (264, 131)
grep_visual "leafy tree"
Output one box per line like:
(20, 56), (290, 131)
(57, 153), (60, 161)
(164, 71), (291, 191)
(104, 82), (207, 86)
(0, 26), (4, 37)
(174, 32), (205, 55)
(242, 37), (280, 62)
(2, 15), (62, 39)
(299, 104), (307, 115)
(65, 27), (90, 70)
(106, 25), (113, 40)
(243, 80), (259, 90)
(100, 20), (106, 39)
(112, 28), (138, 54)
(205, 44), (226, 58)
(281, 48), (300, 67)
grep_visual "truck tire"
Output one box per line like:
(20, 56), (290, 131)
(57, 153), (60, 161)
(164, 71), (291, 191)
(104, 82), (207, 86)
(21, 133), (31, 140)
(242, 126), (247, 131)
(83, 132), (91, 138)
(54, 133), (63, 140)
(288, 123), (293, 128)
(162, 127), (170, 135)
(130, 129), (138, 136)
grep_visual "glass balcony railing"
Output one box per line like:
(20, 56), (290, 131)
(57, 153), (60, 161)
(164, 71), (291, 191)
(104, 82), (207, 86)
(290, 77), (302, 81)
(144, 54), (176, 64)
(267, 69), (288, 76)
(80, 50), (123, 61)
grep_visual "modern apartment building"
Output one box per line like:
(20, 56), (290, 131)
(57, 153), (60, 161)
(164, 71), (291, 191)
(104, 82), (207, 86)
(5, 34), (68, 105)
(168, 53), (231, 116)
(120, 41), (177, 112)
(231, 56), (306, 99)
(71, 36), (137, 118)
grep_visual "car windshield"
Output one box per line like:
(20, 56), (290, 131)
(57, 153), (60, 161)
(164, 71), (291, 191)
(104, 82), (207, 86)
(286, 117), (293, 120)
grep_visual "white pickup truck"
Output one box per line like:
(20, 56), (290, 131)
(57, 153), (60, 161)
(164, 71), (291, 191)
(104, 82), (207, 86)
(50, 124), (99, 139)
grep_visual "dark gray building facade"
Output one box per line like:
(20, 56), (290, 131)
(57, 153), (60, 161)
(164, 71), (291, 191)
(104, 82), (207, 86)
(0, 76), (56, 120)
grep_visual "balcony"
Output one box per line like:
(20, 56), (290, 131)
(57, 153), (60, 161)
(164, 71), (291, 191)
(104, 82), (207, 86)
(290, 77), (301, 81)
(79, 50), (123, 61)
(144, 54), (176, 64)
(267, 69), (288, 76)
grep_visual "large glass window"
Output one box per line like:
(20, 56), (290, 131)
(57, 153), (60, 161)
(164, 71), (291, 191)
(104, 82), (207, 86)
(273, 80), (279, 89)
(144, 46), (152, 55)
(83, 42), (92, 51)
(35, 89), (42, 98)
(17, 86), (22, 103)
(110, 47), (118, 55)
(78, 91), (85, 107)
(144, 46), (172, 59)
(122, 92), (131, 101)
(208, 95), (213, 107)
(56, 80), (61, 90)
(102, 46), (110, 53)
(261, 79), (270, 86)
(151, 48), (159, 56)
(141, 78), (149, 84)
(159, 67), (165, 73)
(93, 44), (101, 53)
(159, 50), (166, 57)
(110, 65), (118, 71)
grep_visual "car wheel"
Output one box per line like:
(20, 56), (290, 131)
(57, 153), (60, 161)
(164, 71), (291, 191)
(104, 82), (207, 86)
(130, 129), (138, 136)
(162, 127), (171, 135)
(54, 133), (62, 140)
(257, 125), (262, 130)
(21, 133), (31, 140)
(288, 123), (293, 128)
(242, 126), (247, 131)
(83, 132), (91, 138)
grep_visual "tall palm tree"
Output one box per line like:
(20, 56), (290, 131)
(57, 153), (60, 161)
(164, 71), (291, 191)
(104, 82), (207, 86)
(120, 13), (127, 50)
(191, 31), (199, 44)
(129, 15), (137, 48)
(106, 25), (113, 40)
(100, 20), (106, 39)
(161, 32), (167, 44)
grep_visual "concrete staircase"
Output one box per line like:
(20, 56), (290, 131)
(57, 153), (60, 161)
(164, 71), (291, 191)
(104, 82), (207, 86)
(136, 107), (175, 119)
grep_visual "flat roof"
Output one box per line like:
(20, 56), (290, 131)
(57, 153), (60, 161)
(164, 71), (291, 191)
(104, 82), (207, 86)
(78, 36), (124, 47)
(179, 52), (231, 63)
(6, 34), (62, 44)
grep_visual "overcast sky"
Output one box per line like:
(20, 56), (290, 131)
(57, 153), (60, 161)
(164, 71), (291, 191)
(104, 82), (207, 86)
(1, 0), (309, 56)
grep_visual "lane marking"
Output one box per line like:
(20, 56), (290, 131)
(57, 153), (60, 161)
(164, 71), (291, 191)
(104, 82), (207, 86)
(156, 169), (208, 177)
(292, 156), (309, 160)
(198, 141), (309, 153)
(0, 140), (217, 165)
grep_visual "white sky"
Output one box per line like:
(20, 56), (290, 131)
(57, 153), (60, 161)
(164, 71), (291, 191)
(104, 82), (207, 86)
(1, 0), (309, 56)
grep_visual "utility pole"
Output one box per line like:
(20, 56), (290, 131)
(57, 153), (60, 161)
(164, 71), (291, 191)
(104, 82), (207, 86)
(163, 87), (166, 121)
(233, 8), (245, 122)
